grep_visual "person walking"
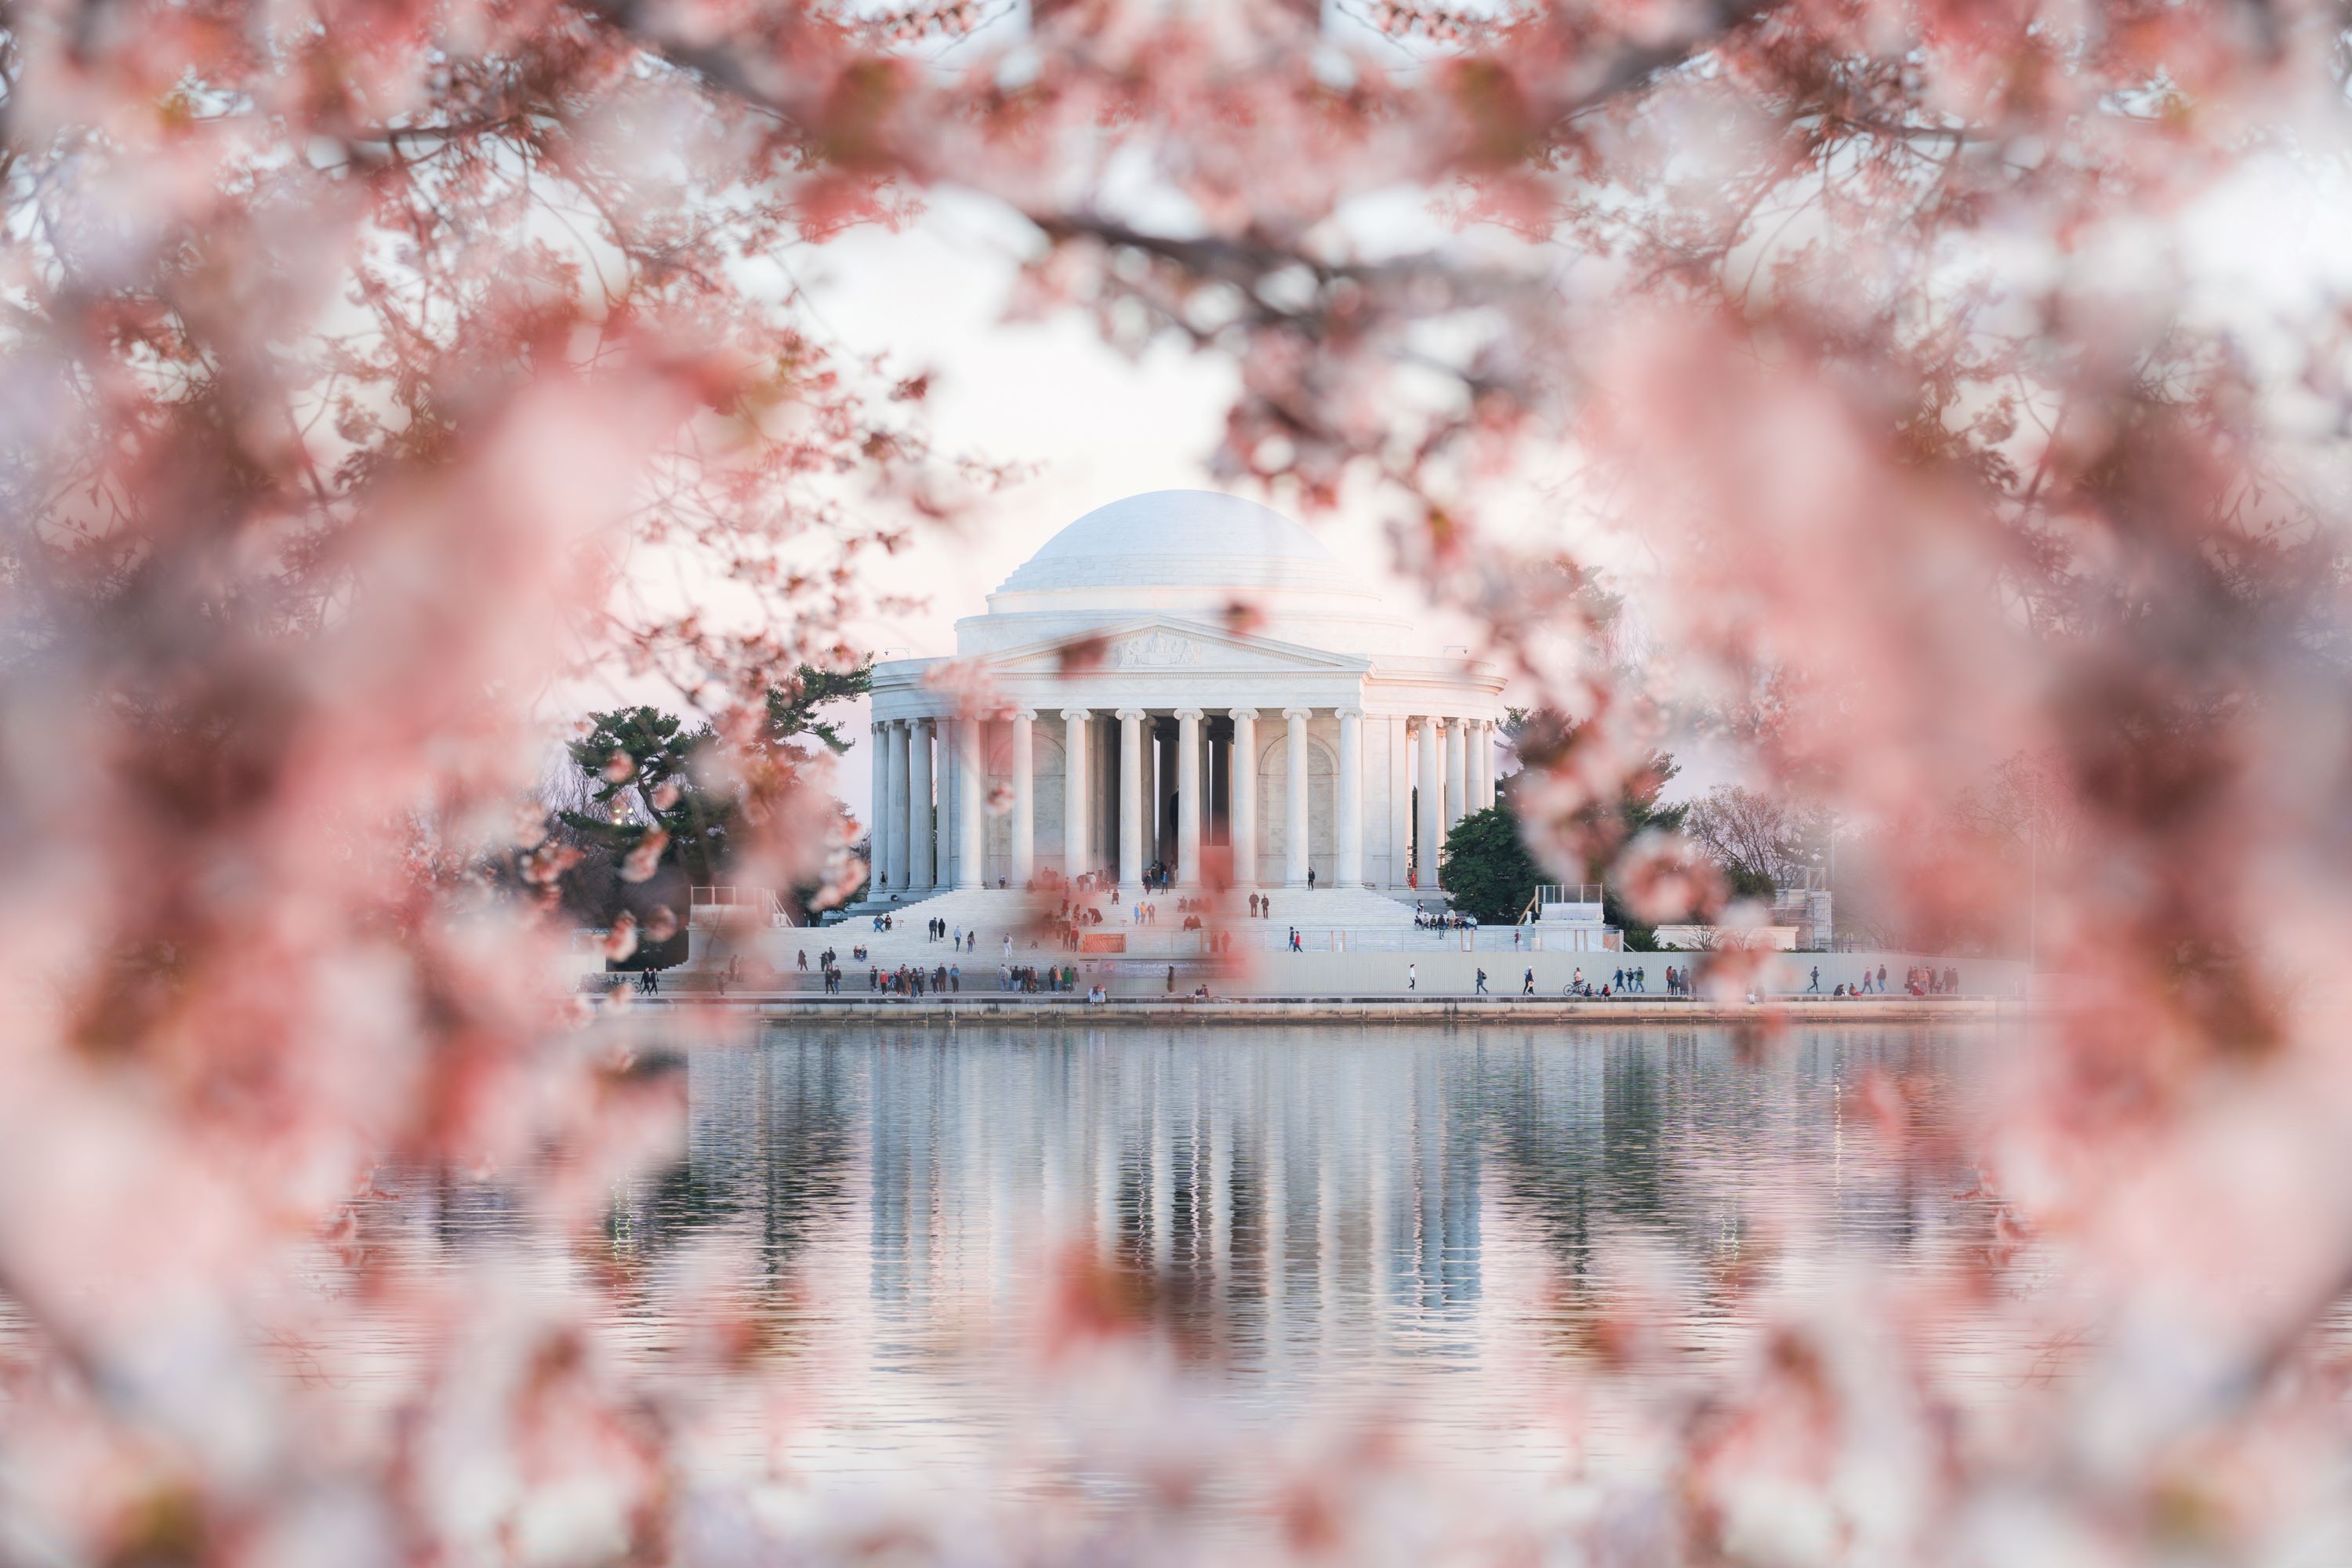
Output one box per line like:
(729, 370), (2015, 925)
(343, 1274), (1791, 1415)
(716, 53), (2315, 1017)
(1475, 968), (1488, 995)
(1407, 963), (1417, 992)
(1808, 964), (1820, 993)
(1523, 967), (1535, 995)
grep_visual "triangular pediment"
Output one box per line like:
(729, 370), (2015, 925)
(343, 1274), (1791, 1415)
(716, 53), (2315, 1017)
(980, 618), (1369, 676)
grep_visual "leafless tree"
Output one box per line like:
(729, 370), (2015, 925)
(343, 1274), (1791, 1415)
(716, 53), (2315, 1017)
(1684, 785), (1815, 893)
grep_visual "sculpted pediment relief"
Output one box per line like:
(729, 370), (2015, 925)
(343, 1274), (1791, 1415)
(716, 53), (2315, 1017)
(1110, 630), (1205, 669)
(979, 618), (1370, 676)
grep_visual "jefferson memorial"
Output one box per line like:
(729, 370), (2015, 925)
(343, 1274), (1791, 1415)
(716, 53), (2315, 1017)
(862, 491), (1503, 911)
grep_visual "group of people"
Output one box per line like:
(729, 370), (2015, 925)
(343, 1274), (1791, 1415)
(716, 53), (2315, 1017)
(1811, 962), (1962, 996)
(1412, 903), (1476, 931)
(999, 963), (1080, 993)
(800, 946), (852, 993)
(1536, 964), (1690, 997)
(1052, 898), (1109, 950)
(870, 962), (960, 996)
(919, 916), (979, 952)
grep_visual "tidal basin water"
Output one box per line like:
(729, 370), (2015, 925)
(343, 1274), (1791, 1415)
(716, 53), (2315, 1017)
(379, 1021), (2012, 1533)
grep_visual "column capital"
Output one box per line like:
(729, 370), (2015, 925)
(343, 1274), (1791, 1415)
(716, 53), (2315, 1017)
(1059, 706), (1091, 723)
(909, 713), (933, 731)
(1335, 706), (1364, 721)
(1174, 706), (1204, 721)
(1281, 706), (1313, 721)
(1229, 706), (1259, 722)
(1007, 707), (1035, 722)
(1114, 706), (1148, 722)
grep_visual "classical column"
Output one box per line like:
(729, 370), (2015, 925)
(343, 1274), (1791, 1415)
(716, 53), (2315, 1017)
(1388, 714), (1411, 889)
(1283, 706), (1312, 888)
(1061, 708), (1090, 881)
(1336, 707), (1363, 887)
(954, 714), (984, 888)
(869, 721), (891, 895)
(1477, 719), (1497, 808)
(1446, 716), (1468, 829)
(1157, 724), (1177, 866)
(1010, 710), (1035, 887)
(906, 717), (935, 894)
(1176, 707), (1203, 888)
(1415, 717), (1441, 891)
(1116, 709), (1145, 903)
(1465, 718), (1483, 810)
(887, 719), (913, 894)
(1230, 709), (1258, 889)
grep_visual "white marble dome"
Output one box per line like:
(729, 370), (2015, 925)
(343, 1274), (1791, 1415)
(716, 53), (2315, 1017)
(968, 489), (1409, 656)
(868, 489), (1503, 902)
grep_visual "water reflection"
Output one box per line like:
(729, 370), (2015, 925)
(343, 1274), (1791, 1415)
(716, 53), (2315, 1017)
(583, 1025), (1983, 1381)
(375, 1023), (1995, 1504)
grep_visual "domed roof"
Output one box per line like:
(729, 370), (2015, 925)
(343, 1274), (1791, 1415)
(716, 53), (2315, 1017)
(993, 490), (1356, 597)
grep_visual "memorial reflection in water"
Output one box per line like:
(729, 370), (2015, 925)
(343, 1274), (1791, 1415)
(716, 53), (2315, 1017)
(378, 1023), (1995, 1519)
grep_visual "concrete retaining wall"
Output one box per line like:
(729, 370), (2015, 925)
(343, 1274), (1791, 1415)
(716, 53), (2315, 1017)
(615, 995), (2010, 1025)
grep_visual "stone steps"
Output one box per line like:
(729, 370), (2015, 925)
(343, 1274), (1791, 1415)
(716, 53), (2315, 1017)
(782, 886), (1466, 967)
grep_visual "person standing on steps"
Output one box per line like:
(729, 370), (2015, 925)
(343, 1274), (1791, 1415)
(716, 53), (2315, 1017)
(1308, 867), (1316, 891)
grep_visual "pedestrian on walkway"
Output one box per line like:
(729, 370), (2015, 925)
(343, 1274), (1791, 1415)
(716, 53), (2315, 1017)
(1523, 968), (1535, 995)
(1475, 968), (1488, 995)
(1408, 963), (1417, 992)
(1809, 965), (1820, 993)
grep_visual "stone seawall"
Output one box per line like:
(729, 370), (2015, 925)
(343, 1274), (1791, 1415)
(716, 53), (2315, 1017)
(612, 996), (2011, 1025)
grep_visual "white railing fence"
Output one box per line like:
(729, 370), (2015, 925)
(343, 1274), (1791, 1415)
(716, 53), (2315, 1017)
(690, 886), (795, 927)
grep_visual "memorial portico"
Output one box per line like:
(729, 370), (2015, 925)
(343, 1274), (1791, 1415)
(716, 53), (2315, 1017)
(862, 492), (1504, 909)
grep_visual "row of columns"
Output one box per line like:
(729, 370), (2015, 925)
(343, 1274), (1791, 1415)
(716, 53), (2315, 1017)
(869, 710), (1497, 902)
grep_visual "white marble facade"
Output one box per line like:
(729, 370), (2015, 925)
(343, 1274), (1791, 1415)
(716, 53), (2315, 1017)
(866, 492), (1504, 902)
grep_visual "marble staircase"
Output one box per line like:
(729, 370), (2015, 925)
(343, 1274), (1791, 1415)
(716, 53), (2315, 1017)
(783, 885), (1446, 967)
